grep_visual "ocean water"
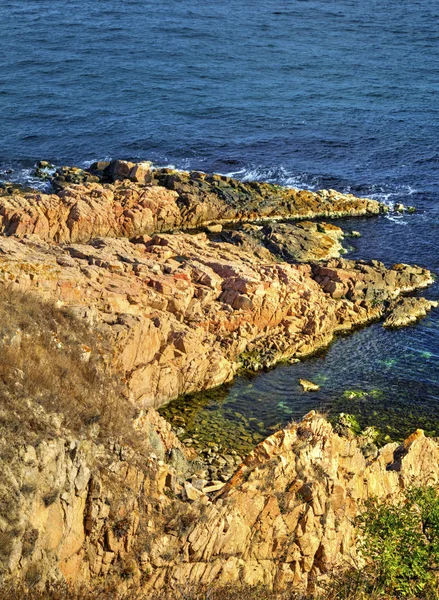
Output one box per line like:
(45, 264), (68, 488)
(1, 0), (438, 447)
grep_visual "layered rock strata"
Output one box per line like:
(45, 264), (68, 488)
(0, 233), (433, 408)
(4, 411), (439, 596)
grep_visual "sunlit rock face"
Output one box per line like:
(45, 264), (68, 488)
(4, 411), (438, 595)
(0, 164), (436, 594)
(0, 231), (433, 408)
(145, 413), (439, 594)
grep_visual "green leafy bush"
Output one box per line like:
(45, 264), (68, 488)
(357, 486), (439, 598)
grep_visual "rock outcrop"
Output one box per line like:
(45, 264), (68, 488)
(221, 221), (345, 263)
(0, 164), (382, 244)
(149, 167), (383, 226)
(384, 296), (438, 328)
(0, 183), (181, 243)
(144, 412), (439, 594)
(0, 233), (433, 408)
(0, 406), (190, 585)
(0, 161), (435, 408)
(3, 411), (439, 596)
(0, 161), (437, 596)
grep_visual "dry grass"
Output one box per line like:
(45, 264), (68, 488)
(0, 579), (434, 600)
(0, 580), (140, 599)
(0, 286), (140, 449)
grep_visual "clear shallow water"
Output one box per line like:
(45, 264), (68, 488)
(1, 0), (438, 447)
(161, 208), (439, 452)
(161, 316), (439, 454)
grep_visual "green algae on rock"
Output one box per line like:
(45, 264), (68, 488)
(159, 384), (265, 457)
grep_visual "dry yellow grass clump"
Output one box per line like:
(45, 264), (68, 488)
(0, 579), (428, 600)
(0, 286), (137, 450)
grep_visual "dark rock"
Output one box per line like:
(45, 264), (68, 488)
(51, 166), (100, 191)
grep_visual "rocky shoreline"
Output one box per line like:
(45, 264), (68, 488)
(0, 160), (435, 409)
(0, 159), (437, 596)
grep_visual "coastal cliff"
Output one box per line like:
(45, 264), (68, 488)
(0, 161), (437, 597)
(2, 406), (439, 596)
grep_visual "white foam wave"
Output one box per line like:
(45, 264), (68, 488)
(81, 156), (112, 169)
(385, 213), (409, 226)
(2, 167), (51, 192)
(221, 165), (318, 190)
(367, 184), (418, 207)
(1, 159), (421, 221)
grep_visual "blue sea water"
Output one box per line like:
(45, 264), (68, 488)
(1, 0), (438, 445)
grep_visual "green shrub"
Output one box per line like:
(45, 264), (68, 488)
(357, 486), (439, 598)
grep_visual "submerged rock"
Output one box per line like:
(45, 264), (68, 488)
(342, 389), (369, 400)
(299, 378), (320, 392)
(333, 412), (362, 436)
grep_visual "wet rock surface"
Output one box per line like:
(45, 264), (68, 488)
(149, 166), (383, 225)
(218, 220), (345, 263)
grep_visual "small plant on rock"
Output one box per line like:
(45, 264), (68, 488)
(357, 485), (439, 598)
